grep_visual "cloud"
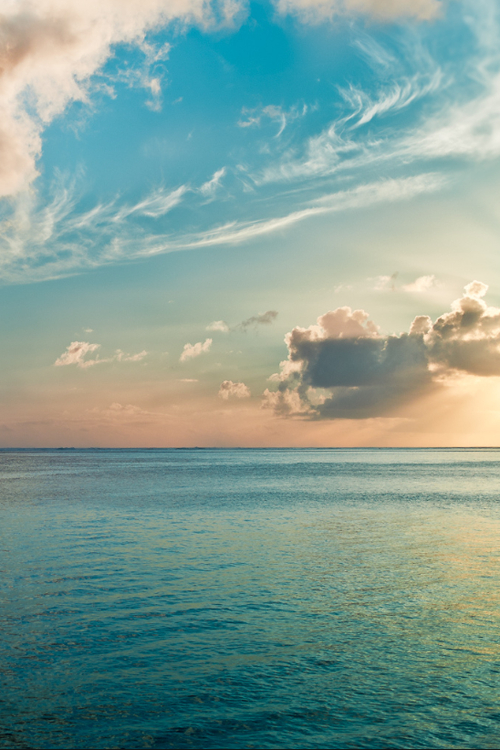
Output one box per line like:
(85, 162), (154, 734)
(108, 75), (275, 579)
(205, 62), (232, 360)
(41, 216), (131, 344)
(54, 341), (101, 368)
(207, 320), (230, 332)
(200, 168), (226, 198)
(238, 310), (278, 330)
(115, 349), (148, 361)
(274, 0), (441, 22)
(0, 0), (244, 197)
(265, 281), (500, 419)
(0, 171), (445, 284)
(339, 72), (443, 129)
(374, 273), (398, 291)
(208, 312), (277, 335)
(238, 103), (308, 137)
(1, 0), (432, 201)
(218, 380), (251, 399)
(55, 341), (147, 368)
(180, 338), (212, 362)
(374, 273), (437, 293)
(402, 274), (436, 292)
(114, 185), (188, 221)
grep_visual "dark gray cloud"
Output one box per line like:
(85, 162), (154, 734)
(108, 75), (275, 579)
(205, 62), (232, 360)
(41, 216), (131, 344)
(264, 281), (500, 419)
(238, 310), (278, 331)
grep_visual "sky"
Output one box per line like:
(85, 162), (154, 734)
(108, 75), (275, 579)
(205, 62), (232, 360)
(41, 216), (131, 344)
(2, 0), (500, 446)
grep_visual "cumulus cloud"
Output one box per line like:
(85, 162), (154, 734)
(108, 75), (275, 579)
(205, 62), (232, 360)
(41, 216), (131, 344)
(180, 337), (212, 362)
(54, 341), (101, 368)
(264, 281), (500, 419)
(207, 320), (230, 332)
(274, 0), (441, 22)
(0, 0), (244, 197)
(218, 380), (251, 399)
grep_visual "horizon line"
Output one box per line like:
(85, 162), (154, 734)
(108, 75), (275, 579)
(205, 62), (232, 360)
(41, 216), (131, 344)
(1, 446), (500, 451)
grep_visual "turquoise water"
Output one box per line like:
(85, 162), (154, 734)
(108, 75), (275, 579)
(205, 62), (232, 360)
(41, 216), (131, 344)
(2, 448), (500, 749)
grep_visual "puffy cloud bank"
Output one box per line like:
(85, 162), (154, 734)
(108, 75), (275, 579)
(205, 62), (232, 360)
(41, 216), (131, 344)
(264, 281), (500, 419)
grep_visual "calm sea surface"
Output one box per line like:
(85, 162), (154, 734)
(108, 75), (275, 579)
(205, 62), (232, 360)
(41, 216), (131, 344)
(2, 448), (500, 749)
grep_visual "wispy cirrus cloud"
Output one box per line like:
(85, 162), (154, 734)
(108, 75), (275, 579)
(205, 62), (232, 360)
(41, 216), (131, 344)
(255, 6), (500, 187)
(339, 71), (444, 129)
(0, 172), (444, 284)
(2, 2), (499, 286)
(238, 103), (309, 137)
(200, 168), (227, 198)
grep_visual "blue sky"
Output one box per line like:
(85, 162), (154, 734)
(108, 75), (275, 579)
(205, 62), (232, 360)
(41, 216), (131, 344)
(2, 0), (500, 446)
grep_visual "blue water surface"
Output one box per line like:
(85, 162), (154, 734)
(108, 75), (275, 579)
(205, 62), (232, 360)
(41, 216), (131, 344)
(2, 448), (500, 749)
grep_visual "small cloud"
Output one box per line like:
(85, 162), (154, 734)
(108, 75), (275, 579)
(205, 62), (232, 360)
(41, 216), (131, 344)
(334, 283), (352, 293)
(403, 275), (436, 293)
(180, 338), (212, 362)
(178, 378), (198, 382)
(114, 185), (187, 221)
(464, 280), (488, 299)
(115, 349), (148, 362)
(218, 380), (251, 399)
(55, 341), (101, 369)
(55, 342), (147, 368)
(238, 310), (278, 331)
(83, 327), (93, 333)
(200, 168), (226, 198)
(207, 320), (230, 333)
(238, 103), (308, 137)
(374, 273), (398, 291)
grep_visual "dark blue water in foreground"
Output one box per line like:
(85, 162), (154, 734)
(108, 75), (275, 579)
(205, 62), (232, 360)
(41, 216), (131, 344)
(2, 448), (500, 749)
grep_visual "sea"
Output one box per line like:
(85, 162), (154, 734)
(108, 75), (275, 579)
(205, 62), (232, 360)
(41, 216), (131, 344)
(2, 448), (500, 749)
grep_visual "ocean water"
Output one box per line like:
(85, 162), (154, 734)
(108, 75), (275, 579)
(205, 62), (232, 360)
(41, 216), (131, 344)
(2, 448), (500, 749)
